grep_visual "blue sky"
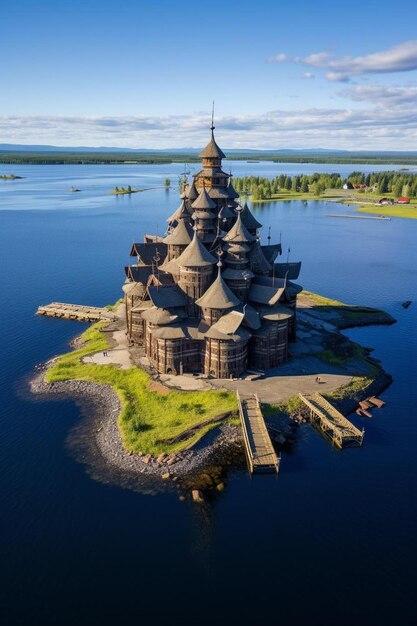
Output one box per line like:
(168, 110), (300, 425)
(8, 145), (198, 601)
(2, 0), (417, 149)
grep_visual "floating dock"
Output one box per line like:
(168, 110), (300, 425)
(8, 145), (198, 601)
(299, 392), (364, 449)
(36, 302), (115, 323)
(237, 392), (280, 474)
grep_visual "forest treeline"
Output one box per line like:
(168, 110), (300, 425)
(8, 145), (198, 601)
(233, 171), (417, 200)
(2, 151), (417, 166)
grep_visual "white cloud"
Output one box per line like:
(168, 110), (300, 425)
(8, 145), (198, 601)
(339, 84), (417, 105)
(1, 105), (417, 150)
(268, 52), (287, 63)
(302, 72), (315, 79)
(269, 40), (417, 81)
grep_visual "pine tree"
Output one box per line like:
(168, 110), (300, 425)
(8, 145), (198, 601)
(393, 179), (403, 198)
(300, 177), (309, 193)
(292, 176), (300, 192)
(379, 176), (388, 194)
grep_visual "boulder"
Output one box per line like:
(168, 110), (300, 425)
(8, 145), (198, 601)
(192, 490), (204, 503)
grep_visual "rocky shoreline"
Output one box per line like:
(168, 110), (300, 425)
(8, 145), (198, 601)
(30, 363), (245, 493)
(29, 298), (394, 496)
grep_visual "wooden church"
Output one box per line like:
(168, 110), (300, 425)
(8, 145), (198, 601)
(123, 123), (302, 378)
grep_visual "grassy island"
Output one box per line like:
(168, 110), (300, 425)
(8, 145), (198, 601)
(111, 185), (141, 195)
(46, 323), (237, 455)
(0, 174), (23, 180)
(40, 290), (394, 459)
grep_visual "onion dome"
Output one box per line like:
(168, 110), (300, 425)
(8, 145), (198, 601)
(163, 219), (194, 246)
(166, 199), (191, 224)
(196, 266), (241, 309)
(175, 230), (217, 268)
(240, 201), (262, 230)
(198, 129), (226, 160)
(223, 210), (255, 243)
(192, 185), (217, 211)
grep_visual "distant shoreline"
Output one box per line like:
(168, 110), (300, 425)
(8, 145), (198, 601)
(2, 151), (417, 166)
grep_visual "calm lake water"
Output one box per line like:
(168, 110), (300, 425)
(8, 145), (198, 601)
(1, 161), (417, 626)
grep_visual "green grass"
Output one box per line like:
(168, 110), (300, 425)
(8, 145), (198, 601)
(263, 395), (303, 417)
(301, 290), (393, 324)
(105, 299), (123, 311)
(46, 322), (237, 455)
(248, 187), (417, 220)
(301, 290), (345, 307)
(356, 204), (417, 219)
(251, 190), (316, 203)
(318, 341), (366, 367)
(325, 376), (375, 401)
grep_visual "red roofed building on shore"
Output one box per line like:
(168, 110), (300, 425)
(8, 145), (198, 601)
(123, 123), (302, 378)
(397, 197), (410, 204)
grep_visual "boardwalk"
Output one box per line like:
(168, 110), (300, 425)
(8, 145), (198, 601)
(37, 302), (115, 323)
(237, 392), (279, 474)
(299, 392), (364, 449)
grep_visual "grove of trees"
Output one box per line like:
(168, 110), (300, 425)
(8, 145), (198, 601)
(233, 171), (417, 200)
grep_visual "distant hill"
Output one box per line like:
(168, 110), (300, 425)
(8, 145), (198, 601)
(1, 143), (417, 157)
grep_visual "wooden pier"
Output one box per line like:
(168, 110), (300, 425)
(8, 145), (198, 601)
(36, 302), (115, 323)
(299, 393), (364, 449)
(237, 392), (280, 474)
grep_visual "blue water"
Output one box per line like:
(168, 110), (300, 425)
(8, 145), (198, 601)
(1, 163), (417, 626)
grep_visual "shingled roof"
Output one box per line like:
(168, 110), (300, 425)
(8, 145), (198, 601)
(273, 261), (302, 280)
(141, 306), (180, 325)
(241, 202), (262, 230)
(130, 242), (168, 264)
(174, 231), (217, 267)
(249, 283), (286, 306)
(261, 243), (282, 264)
(196, 268), (241, 309)
(205, 323), (251, 342)
(207, 186), (230, 199)
(163, 219), (194, 246)
(192, 185), (217, 211)
(218, 204), (235, 220)
(185, 180), (198, 202)
(148, 285), (186, 308)
(166, 199), (191, 224)
(125, 265), (154, 283)
(223, 211), (255, 243)
(249, 240), (272, 273)
(252, 275), (303, 299)
(227, 178), (239, 199)
(198, 130), (226, 160)
(210, 310), (244, 334)
(122, 281), (146, 297)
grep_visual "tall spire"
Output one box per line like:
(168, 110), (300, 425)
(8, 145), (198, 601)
(199, 104), (226, 160)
